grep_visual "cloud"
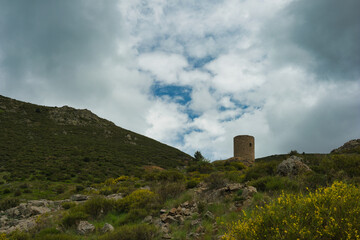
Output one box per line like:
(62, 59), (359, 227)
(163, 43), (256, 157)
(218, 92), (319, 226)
(0, 0), (359, 161)
(145, 99), (190, 144)
(138, 52), (188, 84)
(264, 0), (360, 81)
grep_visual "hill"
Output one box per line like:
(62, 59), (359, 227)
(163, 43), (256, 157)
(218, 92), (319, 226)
(331, 139), (360, 154)
(0, 95), (192, 183)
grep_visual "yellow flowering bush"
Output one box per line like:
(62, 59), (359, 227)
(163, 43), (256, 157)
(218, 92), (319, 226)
(118, 189), (157, 211)
(223, 182), (360, 240)
(0, 233), (8, 240)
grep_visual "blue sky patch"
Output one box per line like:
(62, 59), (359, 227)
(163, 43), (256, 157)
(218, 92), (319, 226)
(187, 55), (215, 68)
(151, 83), (192, 105)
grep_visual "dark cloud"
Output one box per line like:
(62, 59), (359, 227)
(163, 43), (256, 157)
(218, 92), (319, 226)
(0, 0), (121, 101)
(266, 0), (360, 81)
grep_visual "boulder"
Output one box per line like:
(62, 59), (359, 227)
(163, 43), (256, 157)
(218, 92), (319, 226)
(106, 193), (123, 200)
(241, 186), (257, 199)
(101, 223), (114, 233)
(143, 215), (153, 223)
(71, 194), (89, 201)
(77, 221), (95, 235)
(277, 156), (311, 176)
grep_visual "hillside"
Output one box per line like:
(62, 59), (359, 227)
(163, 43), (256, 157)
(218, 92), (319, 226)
(0, 95), (192, 183)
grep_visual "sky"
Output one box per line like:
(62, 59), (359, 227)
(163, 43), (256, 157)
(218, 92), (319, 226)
(0, 0), (359, 160)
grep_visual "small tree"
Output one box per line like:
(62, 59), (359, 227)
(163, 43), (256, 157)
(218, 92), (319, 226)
(194, 151), (204, 162)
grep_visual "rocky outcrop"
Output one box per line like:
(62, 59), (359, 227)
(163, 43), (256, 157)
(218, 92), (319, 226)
(331, 139), (360, 154)
(277, 156), (311, 176)
(0, 199), (65, 234)
(48, 106), (114, 127)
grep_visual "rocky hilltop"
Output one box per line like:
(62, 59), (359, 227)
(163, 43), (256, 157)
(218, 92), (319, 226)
(331, 139), (360, 154)
(0, 95), (192, 182)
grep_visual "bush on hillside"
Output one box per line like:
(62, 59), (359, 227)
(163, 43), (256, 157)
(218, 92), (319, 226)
(223, 182), (360, 240)
(249, 176), (300, 192)
(243, 161), (278, 181)
(154, 182), (185, 203)
(0, 198), (19, 211)
(205, 172), (227, 189)
(118, 189), (158, 212)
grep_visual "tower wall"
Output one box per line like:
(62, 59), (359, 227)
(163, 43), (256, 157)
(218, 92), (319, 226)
(234, 135), (255, 163)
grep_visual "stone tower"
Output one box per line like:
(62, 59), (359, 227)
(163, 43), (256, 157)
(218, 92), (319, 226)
(234, 135), (255, 164)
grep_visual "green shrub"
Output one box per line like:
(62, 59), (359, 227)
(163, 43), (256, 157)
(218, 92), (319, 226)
(186, 179), (200, 189)
(35, 228), (77, 240)
(118, 189), (158, 212)
(75, 185), (84, 192)
(61, 210), (88, 228)
(0, 198), (20, 211)
(187, 162), (214, 174)
(13, 189), (22, 197)
(249, 176), (300, 192)
(99, 224), (159, 240)
(82, 196), (115, 218)
(223, 182), (360, 240)
(3, 189), (11, 194)
(155, 182), (185, 203)
(7, 230), (31, 240)
(197, 201), (207, 214)
(19, 183), (29, 189)
(61, 202), (76, 210)
(205, 172), (227, 189)
(54, 185), (65, 194)
(125, 208), (149, 222)
(145, 170), (185, 182)
(243, 161), (278, 181)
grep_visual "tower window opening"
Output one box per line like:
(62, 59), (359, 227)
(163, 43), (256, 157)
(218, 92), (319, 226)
(249, 143), (252, 147)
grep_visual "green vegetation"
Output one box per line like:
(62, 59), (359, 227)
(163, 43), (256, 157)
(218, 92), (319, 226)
(0, 95), (192, 184)
(223, 182), (360, 240)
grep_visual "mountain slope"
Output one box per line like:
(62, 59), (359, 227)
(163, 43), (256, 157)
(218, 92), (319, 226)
(0, 95), (192, 182)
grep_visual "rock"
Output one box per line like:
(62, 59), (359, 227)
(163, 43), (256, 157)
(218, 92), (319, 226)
(106, 193), (123, 200)
(101, 223), (114, 233)
(204, 211), (215, 220)
(77, 221), (95, 235)
(277, 156), (311, 176)
(140, 186), (150, 190)
(160, 209), (167, 214)
(242, 186), (257, 199)
(169, 208), (177, 216)
(226, 183), (243, 192)
(143, 215), (153, 223)
(183, 209), (191, 216)
(71, 194), (89, 201)
(181, 201), (190, 208)
(191, 219), (201, 226)
(174, 215), (184, 224)
(162, 215), (176, 224)
(163, 233), (172, 239)
(30, 206), (51, 215)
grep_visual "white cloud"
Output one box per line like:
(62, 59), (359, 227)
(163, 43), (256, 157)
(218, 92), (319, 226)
(145, 99), (189, 144)
(138, 52), (188, 84)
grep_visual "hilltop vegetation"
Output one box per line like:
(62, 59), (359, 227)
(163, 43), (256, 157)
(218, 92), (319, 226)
(0, 95), (192, 184)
